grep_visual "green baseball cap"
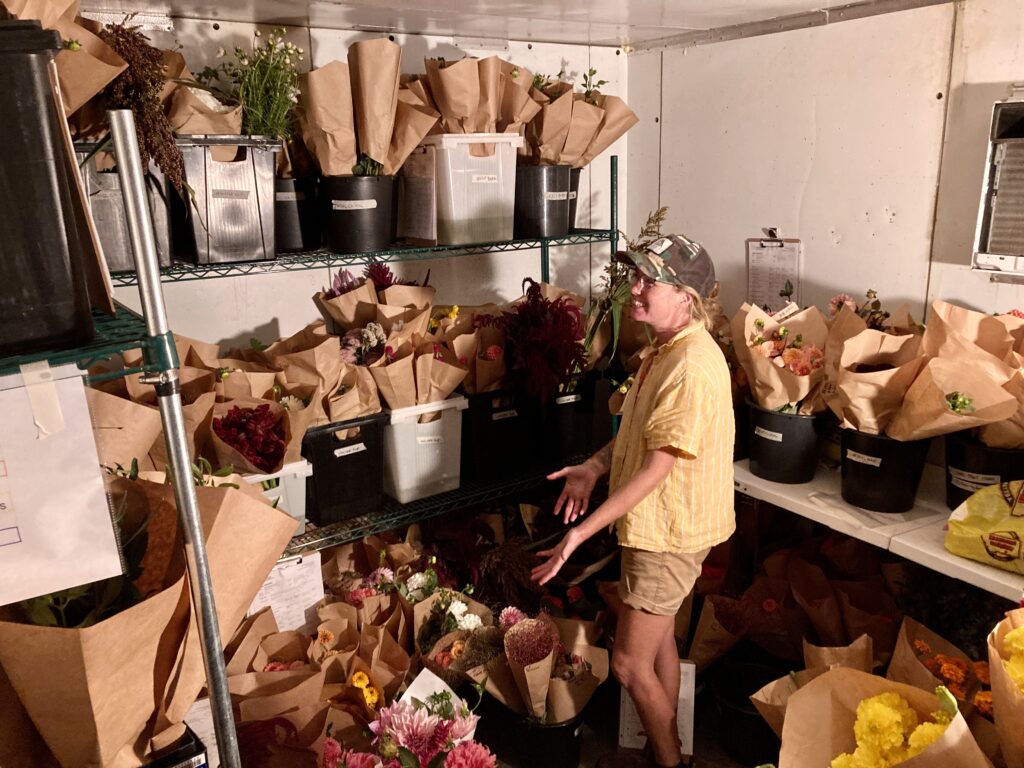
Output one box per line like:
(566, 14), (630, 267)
(615, 233), (716, 299)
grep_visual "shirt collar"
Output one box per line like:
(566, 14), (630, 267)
(651, 321), (702, 357)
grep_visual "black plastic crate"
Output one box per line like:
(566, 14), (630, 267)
(144, 725), (207, 768)
(461, 389), (545, 484)
(302, 413), (386, 524)
(543, 373), (612, 468)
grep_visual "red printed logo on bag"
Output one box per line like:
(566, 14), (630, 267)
(983, 531), (1022, 562)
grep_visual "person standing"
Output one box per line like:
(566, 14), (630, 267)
(531, 234), (735, 768)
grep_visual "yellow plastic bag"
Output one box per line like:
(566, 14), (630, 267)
(945, 481), (1024, 574)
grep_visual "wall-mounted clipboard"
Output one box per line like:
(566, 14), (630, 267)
(746, 235), (802, 314)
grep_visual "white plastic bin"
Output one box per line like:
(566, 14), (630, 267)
(244, 459), (313, 537)
(383, 396), (468, 504)
(399, 133), (522, 245)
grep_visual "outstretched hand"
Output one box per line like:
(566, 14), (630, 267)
(547, 462), (600, 524)
(530, 531), (581, 586)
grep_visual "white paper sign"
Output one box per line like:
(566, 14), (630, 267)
(248, 551), (324, 634)
(618, 660), (696, 755)
(0, 366), (123, 605)
(746, 238), (802, 314)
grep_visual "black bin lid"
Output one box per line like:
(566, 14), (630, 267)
(0, 19), (61, 54)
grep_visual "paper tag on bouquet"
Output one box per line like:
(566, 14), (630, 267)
(0, 364), (122, 605)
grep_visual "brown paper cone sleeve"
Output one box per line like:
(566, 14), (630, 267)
(425, 57), (481, 132)
(546, 644), (609, 723)
(823, 307), (869, 413)
(529, 88), (573, 165)
(150, 391), (216, 470)
(1, 0), (76, 28)
(886, 357), (1019, 441)
(988, 608), (1024, 768)
(308, 619), (360, 668)
(299, 61), (357, 177)
(313, 282), (379, 333)
(832, 580), (900, 666)
(85, 387), (164, 471)
(414, 352), (469, 407)
(779, 667), (991, 768)
(384, 99), (439, 175)
(923, 308), (1018, 385)
(508, 648), (555, 718)
(252, 631), (310, 671)
(887, 618), (979, 705)
(833, 330), (925, 434)
(238, 667), (326, 724)
(226, 607), (280, 676)
(214, 370), (277, 402)
(327, 365), (382, 426)
(787, 557), (846, 647)
(933, 299), (1017, 360)
(265, 324), (342, 391)
(210, 398), (291, 474)
(803, 634), (874, 672)
(559, 97), (605, 167)
(498, 62), (541, 132)
(359, 624), (411, 699)
(450, 333), (480, 393)
(53, 15), (126, 116)
(0, 659), (60, 768)
(379, 284), (437, 309)
(369, 348), (417, 410)
(688, 595), (746, 672)
(465, 654), (527, 713)
(578, 93), (639, 167)
(348, 38), (401, 164)
(166, 87), (242, 136)
(750, 668), (827, 739)
(404, 76), (437, 113)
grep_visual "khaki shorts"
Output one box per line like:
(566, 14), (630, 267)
(618, 546), (711, 616)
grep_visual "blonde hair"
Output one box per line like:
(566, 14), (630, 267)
(678, 284), (712, 330)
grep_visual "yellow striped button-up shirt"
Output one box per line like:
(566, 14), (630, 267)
(610, 322), (735, 554)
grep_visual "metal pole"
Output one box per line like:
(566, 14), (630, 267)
(541, 240), (550, 283)
(609, 155), (619, 255)
(108, 110), (241, 768)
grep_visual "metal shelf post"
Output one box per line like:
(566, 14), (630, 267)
(109, 110), (241, 768)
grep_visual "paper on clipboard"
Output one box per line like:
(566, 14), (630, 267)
(746, 238), (801, 314)
(247, 550), (323, 634)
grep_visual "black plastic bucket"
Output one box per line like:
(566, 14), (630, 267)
(0, 20), (93, 357)
(512, 715), (583, 768)
(840, 429), (930, 513)
(322, 175), (395, 254)
(711, 661), (782, 766)
(275, 177), (321, 252)
(945, 431), (1024, 509)
(748, 402), (820, 484)
(568, 167), (582, 230)
(514, 165), (571, 238)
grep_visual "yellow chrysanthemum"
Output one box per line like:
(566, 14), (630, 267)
(853, 693), (917, 761)
(1006, 654), (1024, 691)
(362, 685), (380, 709)
(1003, 626), (1024, 657)
(351, 671), (370, 689)
(906, 721), (948, 758)
(448, 305), (460, 320)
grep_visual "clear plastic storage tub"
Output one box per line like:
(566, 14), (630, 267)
(383, 396), (468, 504)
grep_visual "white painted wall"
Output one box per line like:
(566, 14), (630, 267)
(639, 0), (1024, 319)
(110, 20), (629, 350)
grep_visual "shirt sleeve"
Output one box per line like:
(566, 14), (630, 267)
(643, 368), (706, 459)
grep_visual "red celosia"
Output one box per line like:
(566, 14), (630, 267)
(364, 262), (426, 291)
(212, 404), (285, 472)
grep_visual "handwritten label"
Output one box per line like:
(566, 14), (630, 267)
(555, 394), (582, 405)
(950, 467), (1000, 492)
(472, 174), (498, 184)
(492, 409), (518, 421)
(334, 443), (367, 458)
(212, 189), (250, 200)
(332, 199), (377, 211)
(417, 436), (443, 445)
(276, 190), (305, 202)
(753, 426), (783, 443)
(545, 191), (568, 201)
(847, 450), (882, 467)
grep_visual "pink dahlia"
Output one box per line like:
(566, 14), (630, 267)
(498, 606), (527, 634)
(448, 711), (480, 745)
(444, 741), (498, 768)
(370, 700), (444, 764)
(322, 736), (343, 768)
(338, 751), (383, 768)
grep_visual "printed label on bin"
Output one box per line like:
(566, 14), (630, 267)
(212, 189), (251, 200)
(332, 199), (377, 210)
(276, 191), (305, 202)
(753, 426), (783, 443)
(334, 443), (366, 458)
(847, 450), (882, 468)
(417, 436), (444, 445)
(492, 409), (518, 421)
(568, 190), (577, 200)
(555, 394), (582, 405)
(472, 174), (499, 184)
(545, 191), (569, 201)
(950, 467), (1000, 492)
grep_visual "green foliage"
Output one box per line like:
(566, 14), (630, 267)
(946, 391), (975, 415)
(352, 153), (384, 177)
(582, 67), (608, 105)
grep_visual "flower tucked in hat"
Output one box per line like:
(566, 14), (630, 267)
(615, 233), (716, 299)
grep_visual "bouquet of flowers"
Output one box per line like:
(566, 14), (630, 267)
(414, 589), (492, 656)
(315, 268), (380, 333)
(988, 608), (1024, 767)
(340, 322), (388, 365)
(211, 402), (286, 472)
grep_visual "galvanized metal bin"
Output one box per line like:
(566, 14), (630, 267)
(75, 147), (173, 273)
(177, 136), (278, 264)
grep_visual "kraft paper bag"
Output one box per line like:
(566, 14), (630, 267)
(978, 366), (1024, 449)
(778, 667), (991, 768)
(238, 667), (327, 724)
(787, 558), (846, 647)
(547, 643), (610, 724)
(989, 608), (1024, 768)
(414, 342), (469, 408)
(264, 323), (342, 392)
(559, 96), (605, 167)
(298, 61), (357, 177)
(226, 606), (280, 676)
(348, 38), (401, 165)
(327, 364), (382, 428)
(384, 99), (439, 175)
(252, 630), (311, 672)
(313, 281), (379, 333)
(886, 357), (1018, 441)
(471, 55), (503, 139)
(425, 56), (481, 133)
(932, 299), (1017, 361)
(498, 60), (541, 133)
(210, 397), (304, 474)
(378, 284), (436, 310)
(528, 85), (573, 165)
(85, 386), (164, 472)
(732, 302), (830, 413)
(751, 667), (828, 738)
(359, 624), (411, 699)
(369, 346), (416, 410)
(52, 12), (126, 117)
(688, 595), (747, 672)
(149, 391), (216, 470)
(803, 634), (874, 672)
(578, 93), (639, 167)
(831, 330), (926, 434)
(832, 580), (900, 666)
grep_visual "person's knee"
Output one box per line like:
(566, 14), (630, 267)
(611, 652), (637, 688)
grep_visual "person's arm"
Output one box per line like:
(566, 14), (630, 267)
(547, 437), (616, 524)
(531, 447), (676, 585)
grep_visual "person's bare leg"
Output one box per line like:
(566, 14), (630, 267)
(613, 606), (682, 767)
(654, 621), (681, 718)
